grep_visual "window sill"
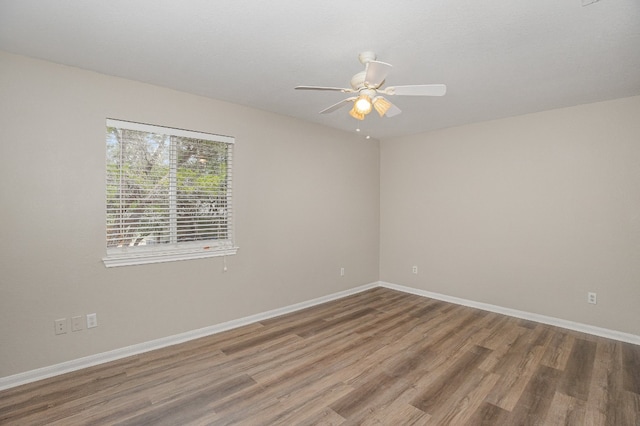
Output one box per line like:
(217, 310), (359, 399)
(103, 246), (238, 268)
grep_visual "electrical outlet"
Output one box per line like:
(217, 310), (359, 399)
(587, 292), (597, 304)
(72, 316), (83, 332)
(54, 318), (67, 335)
(340, 267), (345, 277)
(86, 313), (98, 329)
(412, 266), (418, 274)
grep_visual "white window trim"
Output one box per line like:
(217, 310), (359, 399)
(103, 119), (238, 268)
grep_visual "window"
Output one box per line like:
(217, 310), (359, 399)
(104, 119), (237, 267)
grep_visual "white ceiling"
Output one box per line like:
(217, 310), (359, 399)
(1, 0), (639, 139)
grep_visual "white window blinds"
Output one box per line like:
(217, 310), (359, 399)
(104, 119), (237, 267)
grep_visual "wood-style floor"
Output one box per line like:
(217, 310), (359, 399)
(1, 287), (639, 425)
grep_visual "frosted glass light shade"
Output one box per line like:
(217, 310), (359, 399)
(354, 95), (372, 114)
(349, 105), (365, 120)
(373, 97), (391, 117)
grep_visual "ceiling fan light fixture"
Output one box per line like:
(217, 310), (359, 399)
(349, 105), (365, 120)
(373, 96), (391, 117)
(354, 94), (372, 115)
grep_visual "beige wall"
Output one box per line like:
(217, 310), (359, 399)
(2, 49), (638, 380)
(380, 95), (640, 336)
(0, 52), (380, 377)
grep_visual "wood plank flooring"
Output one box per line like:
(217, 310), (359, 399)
(1, 287), (639, 425)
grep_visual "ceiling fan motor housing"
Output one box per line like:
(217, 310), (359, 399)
(350, 71), (367, 90)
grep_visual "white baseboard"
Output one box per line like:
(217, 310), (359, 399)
(3, 280), (638, 391)
(0, 282), (378, 391)
(379, 281), (640, 346)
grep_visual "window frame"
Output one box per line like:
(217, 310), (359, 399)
(103, 119), (238, 268)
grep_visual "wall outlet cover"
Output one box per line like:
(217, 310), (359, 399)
(72, 316), (83, 332)
(54, 318), (67, 335)
(86, 313), (98, 328)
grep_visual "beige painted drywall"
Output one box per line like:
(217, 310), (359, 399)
(0, 51), (380, 377)
(2, 49), (638, 380)
(380, 95), (640, 336)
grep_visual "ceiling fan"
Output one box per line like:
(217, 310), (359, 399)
(295, 51), (446, 120)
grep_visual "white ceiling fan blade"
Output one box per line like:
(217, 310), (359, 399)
(385, 84), (447, 96)
(364, 61), (392, 88)
(319, 97), (356, 114)
(295, 86), (353, 93)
